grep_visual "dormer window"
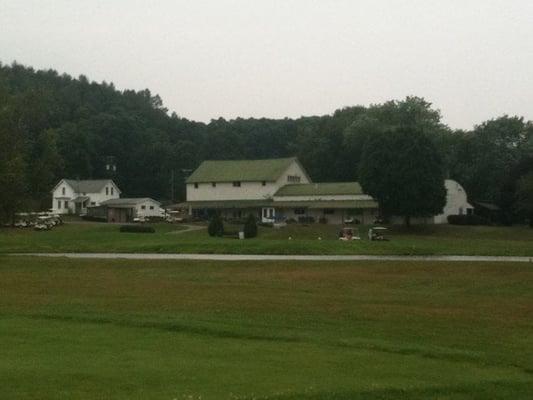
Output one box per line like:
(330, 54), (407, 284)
(106, 187), (109, 195)
(62, 187), (66, 195)
(287, 175), (301, 183)
(262, 181), (266, 186)
(232, 181), (241, 187)
(211, 182), (216, 187)
(194, 183), (199, 189)
(111, 187), (114, 196)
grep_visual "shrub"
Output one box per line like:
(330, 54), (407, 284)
(119, 224), (155, 233)
(243, 214), (258, 238)
(208, 214), (224, 237)
(447, 214), (489, 225)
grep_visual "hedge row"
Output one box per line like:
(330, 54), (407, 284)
(447, 214), (489, 225)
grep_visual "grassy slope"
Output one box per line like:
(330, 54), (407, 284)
(0, 256), (532, 399)
(1, 222), (533, 256)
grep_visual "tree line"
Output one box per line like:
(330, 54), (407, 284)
(0, 62), (532, 225)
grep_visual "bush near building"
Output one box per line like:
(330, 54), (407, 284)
(243, 214), (258, 238)
(208, 214), (224, 237)
(447, 214), (489, 225)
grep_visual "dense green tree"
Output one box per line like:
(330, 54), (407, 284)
(516, 172), (533, 227)
(358, 127), (447, 226)
(0, 88), (28, 223)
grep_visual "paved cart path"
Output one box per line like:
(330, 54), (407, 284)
(8, 253), (533, 262)
(166, 224), (206, 235)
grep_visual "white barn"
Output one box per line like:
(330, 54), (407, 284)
(51, 179), (121, 215)
(433, 180), (474, 224)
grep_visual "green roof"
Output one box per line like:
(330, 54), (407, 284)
(186, 200), (273, 209)
(275, 182), (364, 197)
(186, 199), (378, 209)
(100, 198), (160, 207)
(274, 200), (378, 209)
(186, 157), (298, 183)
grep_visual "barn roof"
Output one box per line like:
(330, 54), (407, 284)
(275, 182), (365, 197)
(100, 198), (160, 207)
(186, 157), (302, 183)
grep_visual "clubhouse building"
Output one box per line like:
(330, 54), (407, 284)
(185, 157), (472, 224)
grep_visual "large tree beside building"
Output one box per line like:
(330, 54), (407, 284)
(358, 127), (447, 226)
(516, 172), (533, 227)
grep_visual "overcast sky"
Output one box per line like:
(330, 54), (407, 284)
(1, 0), (532, 129)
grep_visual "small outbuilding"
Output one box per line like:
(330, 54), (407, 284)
(88, 198), (162, 223)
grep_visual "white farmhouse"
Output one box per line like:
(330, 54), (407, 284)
(185, 157), (473, 225)
(51, 179), (121, 215)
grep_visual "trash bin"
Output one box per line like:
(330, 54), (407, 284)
(238, 231), (245, 240)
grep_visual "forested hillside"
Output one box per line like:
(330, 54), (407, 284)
(1, 62), (532, 223)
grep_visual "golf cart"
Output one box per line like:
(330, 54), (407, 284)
(338, 227), (361, 241)
(368, 226), (388, 241)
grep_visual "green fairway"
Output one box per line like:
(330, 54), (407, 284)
(1, 222), (533, 256)
(0, 256), (532, 399)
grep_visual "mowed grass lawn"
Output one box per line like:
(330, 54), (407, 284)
(1, 222), (533, 256)
(0, 256), (532, 399)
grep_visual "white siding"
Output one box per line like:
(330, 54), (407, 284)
(433, 180), (473, 224)
(186, 159), (311, 202)
(51, 180), (77, 214)
(134, 199), (163, 217)
(51, 180), (121, 215)
(187, 181), (279, 201)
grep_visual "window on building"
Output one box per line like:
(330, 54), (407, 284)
(294, 208), (305, 215)
(64, 201), (68, 209)
(287, 175), (301, 183)
(111, 187), (114, 195)
(106, 187), (109, 195)
(62, 187), (66, 195)
(149, 206), (154, 210)
(211, 182), (216, 187)
(323, 209), (334, 214)
(141, 205), (146, 210)
(232, 181), (241, 187)
(262, 181), (266, 186)
(91, 202), (96, 206)
(58, 201), (61, 209)
(194, 183), (199, 189)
